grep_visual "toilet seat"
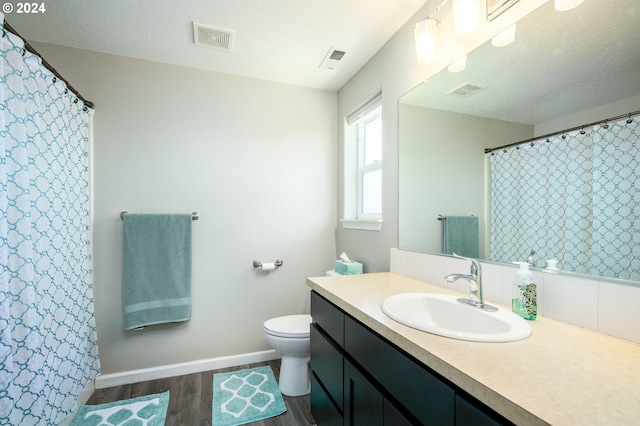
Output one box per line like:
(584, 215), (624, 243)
(263, 314), (311, 338)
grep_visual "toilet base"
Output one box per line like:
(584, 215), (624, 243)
(278, 355), (310, 397)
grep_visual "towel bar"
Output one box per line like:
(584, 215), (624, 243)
(120, 211), (199, 220)
(438, 214), (476, 221)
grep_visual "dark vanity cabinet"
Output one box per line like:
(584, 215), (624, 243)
(343, 360), (413, 426)
(310, 291), (345, 425)
(310, 291), (511, 426)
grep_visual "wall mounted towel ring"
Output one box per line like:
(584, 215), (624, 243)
(120, 211), (199, 220)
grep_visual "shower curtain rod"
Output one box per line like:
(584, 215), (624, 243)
(484, 109), (640, 154)
(2, 21), (95, 109)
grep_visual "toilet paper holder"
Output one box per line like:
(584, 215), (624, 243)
(253, 259), (283, 268)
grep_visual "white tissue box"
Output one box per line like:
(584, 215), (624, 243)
(334, 260), (363, 275)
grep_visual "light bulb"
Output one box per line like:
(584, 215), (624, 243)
(447, 55), (467, 72)
(491, 24), (516, 47)
(554, 0), (584, 11)
(452, 0), (481, 36)
(414, 19), (438, 65)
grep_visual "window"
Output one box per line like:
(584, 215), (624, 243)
(342, 93), (383, 230)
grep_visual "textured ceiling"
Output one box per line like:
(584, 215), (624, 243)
(5, 0), (426, 91)
(400, 0), (640, 125)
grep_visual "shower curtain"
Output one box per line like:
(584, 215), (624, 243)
(489, 116), (639, 281)
(1, 21), (100, 424)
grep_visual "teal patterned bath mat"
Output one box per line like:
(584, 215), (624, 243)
(71, 391), (169, 425)
(212, 366), (286, 425)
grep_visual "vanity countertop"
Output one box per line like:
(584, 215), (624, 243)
(306, 272), (640, 426)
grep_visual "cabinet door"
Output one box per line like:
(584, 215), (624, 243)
(311, 324), (344, 412)
(383, 399), (413, 426)
(344, 361), (384, 426)
(455, 394), (509, 426)
(311, 373), (344, 426)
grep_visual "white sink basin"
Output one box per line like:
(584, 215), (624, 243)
(381, 293), (531, 342)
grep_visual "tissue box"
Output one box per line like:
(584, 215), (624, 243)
(334, 260), (363, 275)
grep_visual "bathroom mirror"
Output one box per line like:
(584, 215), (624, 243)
(399, 0), (640, 281)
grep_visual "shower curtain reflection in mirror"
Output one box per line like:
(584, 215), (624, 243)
(1, 25), (100, 424)
(489, 116), (639, 281)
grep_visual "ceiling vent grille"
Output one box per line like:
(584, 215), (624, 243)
(447, 83), (486, 97)
(319, 47), (347, 70)
(193, 22), (234, 51)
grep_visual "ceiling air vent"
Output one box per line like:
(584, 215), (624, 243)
(193, 22), (234, 51)
(319, 47), (347, 70)
(447, 83), (486, 97)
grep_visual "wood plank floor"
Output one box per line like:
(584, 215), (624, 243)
(86, 359), (316, 425)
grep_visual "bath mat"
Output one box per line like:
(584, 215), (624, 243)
(71, 391), (169, 426)
(212, 366), (286, 425)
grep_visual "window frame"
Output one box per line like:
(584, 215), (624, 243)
(356, 112), (382, 219)
(341, 93), (383, 231)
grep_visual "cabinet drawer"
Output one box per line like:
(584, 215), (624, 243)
(311, 373), (344, 426)
(311, 324), (344, 413)
(344, 316), (455, 425)
(311, 291), (345, 347)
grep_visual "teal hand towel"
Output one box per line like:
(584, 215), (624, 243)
(123, 214), (192, 330)
(443, 216), (479, 258)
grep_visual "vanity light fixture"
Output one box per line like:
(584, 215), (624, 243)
(447, 55), (467, 72)
(491, 24), (516, 47)
(452, 0), (481, 36)
(414, 19), (438, 65)
(414, 0), (481, 66)
(554, 0), (584, 11)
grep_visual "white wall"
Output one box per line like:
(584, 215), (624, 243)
(34, 43), (337, 376)
(535, 93), (640, 136)
(336, 0), (547, 272)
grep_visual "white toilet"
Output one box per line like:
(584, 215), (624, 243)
(263, 314), (312, 397)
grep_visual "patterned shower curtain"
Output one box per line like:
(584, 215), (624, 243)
(489, 115), (639, 281)
(1, 20), (100, 424)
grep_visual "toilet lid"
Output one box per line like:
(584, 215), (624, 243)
(264, 314), (311, 338)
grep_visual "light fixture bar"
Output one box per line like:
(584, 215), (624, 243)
(421, 0), (481, 36)
(426, 0), (451, 19)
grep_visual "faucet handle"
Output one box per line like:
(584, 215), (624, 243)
(452, 253), (481, 275)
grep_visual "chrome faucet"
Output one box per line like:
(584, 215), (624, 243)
(526, 249), (536, 267)
(445, 254), (497, 312)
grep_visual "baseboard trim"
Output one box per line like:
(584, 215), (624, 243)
(94, 349), (281, 389)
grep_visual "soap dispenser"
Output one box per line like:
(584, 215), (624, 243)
(512, 262), (537, 320)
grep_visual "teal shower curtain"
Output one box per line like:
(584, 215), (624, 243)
(489, 115), (639, 281)
(1, 21), (100, 424)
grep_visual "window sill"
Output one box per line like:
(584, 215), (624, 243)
(340, 219), (383, 231)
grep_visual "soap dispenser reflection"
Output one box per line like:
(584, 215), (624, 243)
(512, 262), (537, 320)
